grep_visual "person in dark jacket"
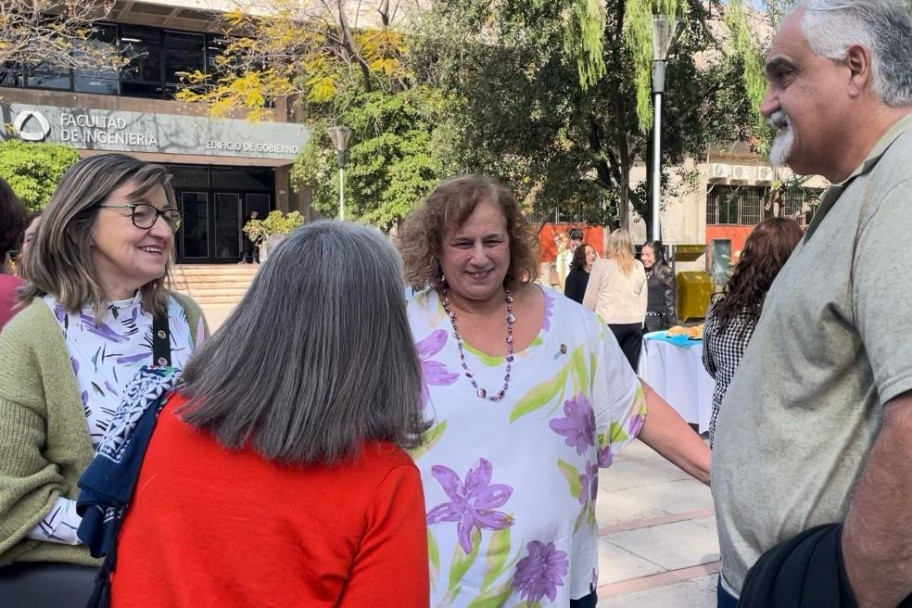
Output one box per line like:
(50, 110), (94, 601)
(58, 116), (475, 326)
(563, 243), (595, 304)
(240, 209), (260, 264)
(640, 240), (676, 333)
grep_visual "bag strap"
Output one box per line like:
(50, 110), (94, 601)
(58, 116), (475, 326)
(152, 315), (171, 367)
(86, 317), (171, 607)
(88, 512), (124, 608)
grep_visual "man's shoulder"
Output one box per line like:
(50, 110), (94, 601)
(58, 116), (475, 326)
(875, 127), (912, 183)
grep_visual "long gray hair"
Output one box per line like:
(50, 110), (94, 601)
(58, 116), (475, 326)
(179, 221), (428, 464)
(799, 0), (912, 107)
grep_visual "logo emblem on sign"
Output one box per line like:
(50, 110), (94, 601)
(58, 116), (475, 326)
(13, 110), (51, 142)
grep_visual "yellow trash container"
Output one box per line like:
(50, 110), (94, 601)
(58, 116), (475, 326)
(676, 271), (713, 322)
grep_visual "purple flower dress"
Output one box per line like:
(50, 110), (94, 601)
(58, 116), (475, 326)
(408, 288), (646, 607)
(26, 293), (199, 546)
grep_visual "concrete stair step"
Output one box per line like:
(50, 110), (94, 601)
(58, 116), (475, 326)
(172, 276), (256, 285)
(172, 264), (257, 308)
(180, 294), (249, 305)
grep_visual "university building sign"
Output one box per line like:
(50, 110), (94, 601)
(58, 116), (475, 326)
(1, 103), (310, 161)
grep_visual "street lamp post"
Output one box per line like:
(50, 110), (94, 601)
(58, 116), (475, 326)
(327, 125), (352, 220)
(650, 15), (681, 242)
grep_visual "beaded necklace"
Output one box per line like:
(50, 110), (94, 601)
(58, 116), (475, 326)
(440, 286), (514, 401)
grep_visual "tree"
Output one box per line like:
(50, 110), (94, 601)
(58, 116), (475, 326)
(0, 140), (79, 212)
(0, 0), (126, 71)
(411, 0), (757, 235)
(292, 87), (444, 228)
(176, 0), (443, 227)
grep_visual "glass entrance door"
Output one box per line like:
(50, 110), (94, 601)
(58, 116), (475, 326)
(180, 192), (209, 260)
(214, 193), (242, 260)
(170, 164), (275, 263)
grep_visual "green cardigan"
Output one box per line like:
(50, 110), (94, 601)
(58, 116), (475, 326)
(0, 293), (208, 566)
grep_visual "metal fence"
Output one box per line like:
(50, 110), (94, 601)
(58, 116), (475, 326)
(706, 186), (764, 225)
(707, 185), (824, 226)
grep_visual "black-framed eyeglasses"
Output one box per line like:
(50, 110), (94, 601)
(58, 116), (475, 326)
(99, 203), (182, 232)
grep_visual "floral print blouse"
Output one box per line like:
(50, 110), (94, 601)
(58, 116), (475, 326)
(26, 293), (198, 545)
(408, 287), (646, 607)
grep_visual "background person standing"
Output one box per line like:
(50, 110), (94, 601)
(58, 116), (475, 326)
(640, 240), (676, 334)
(583, 229), (647, 370)
(240, 209), (260, 264)
(564, 243), (596, 304)
(0, 177), (25, 331)
(701, 217), (802, 447)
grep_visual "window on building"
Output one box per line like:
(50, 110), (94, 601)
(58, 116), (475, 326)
(782, 187), (824, 223)
(0, 61), (23, 88)
(74, 24), (119, 95)
(26, 62), (72, 90)
(707, 186), (765, 225)
(710, 239), (732, 286)
(165, 31), (205, 87)
(0, 23), (262, 105)
(120, 26), (164, 98)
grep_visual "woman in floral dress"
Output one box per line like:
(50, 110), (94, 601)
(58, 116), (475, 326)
(398, 175), (711, 608)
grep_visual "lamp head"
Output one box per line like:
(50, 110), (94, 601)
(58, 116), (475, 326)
(652, 15), (682, 61)
(327, 125), (352, 152)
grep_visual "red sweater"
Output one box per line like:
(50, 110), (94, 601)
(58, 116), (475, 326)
(113, 394), (429, 608)
(0, 274), (23, 330)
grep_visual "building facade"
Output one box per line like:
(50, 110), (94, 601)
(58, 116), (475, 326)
(625, 149), (827, 280)
(0, 1), (312, 264)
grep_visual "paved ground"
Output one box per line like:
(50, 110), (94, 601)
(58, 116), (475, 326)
(201, 304), (235, 331)
(200, 303), (720, 607)
(596, 439), (718, 607)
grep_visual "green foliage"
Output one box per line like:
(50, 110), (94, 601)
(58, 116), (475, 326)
(724, 0), (799, 153)
(242, 210), (304, 243)
(622, 0), (685, 132)
(563, 0), (607, 90)
(724, 0), (771, 132)
(293, 86), (445, 229)
(175, 2), (445, 228)
(0, 141), (79, 213)
(412, 0), (756, 233)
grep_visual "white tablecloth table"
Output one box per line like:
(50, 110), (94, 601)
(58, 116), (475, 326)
(637, 333), (715, 434)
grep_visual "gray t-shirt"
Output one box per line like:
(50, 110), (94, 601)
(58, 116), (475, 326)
(712, 114), (912, 596)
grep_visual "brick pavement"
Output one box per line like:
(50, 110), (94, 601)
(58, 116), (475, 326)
(596, 440), (718, 607)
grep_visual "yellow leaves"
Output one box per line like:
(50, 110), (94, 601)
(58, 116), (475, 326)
(355, 29), (408, 80)
(224, 9), (248, 28)
(175, 69), (293, 121)
(305, 74), (337, 103)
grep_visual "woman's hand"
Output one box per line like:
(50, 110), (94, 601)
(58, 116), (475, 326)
(637, 381), (711, 485)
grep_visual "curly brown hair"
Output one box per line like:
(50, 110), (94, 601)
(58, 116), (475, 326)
(715, 217), (803, 328)
(397, 175), (540, 291)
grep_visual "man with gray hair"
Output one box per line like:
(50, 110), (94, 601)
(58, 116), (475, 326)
(711, 0), (912, 606)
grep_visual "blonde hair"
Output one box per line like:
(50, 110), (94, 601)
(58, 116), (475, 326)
(19, 154), (175, 317)
(606, 229), (636, 276)
(397, 175), (540, 291)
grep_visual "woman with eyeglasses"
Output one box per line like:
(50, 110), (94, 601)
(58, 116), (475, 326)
(0, 154), (208, 606)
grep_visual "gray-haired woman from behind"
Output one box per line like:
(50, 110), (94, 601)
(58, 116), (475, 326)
(110, 221), (431, 607)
